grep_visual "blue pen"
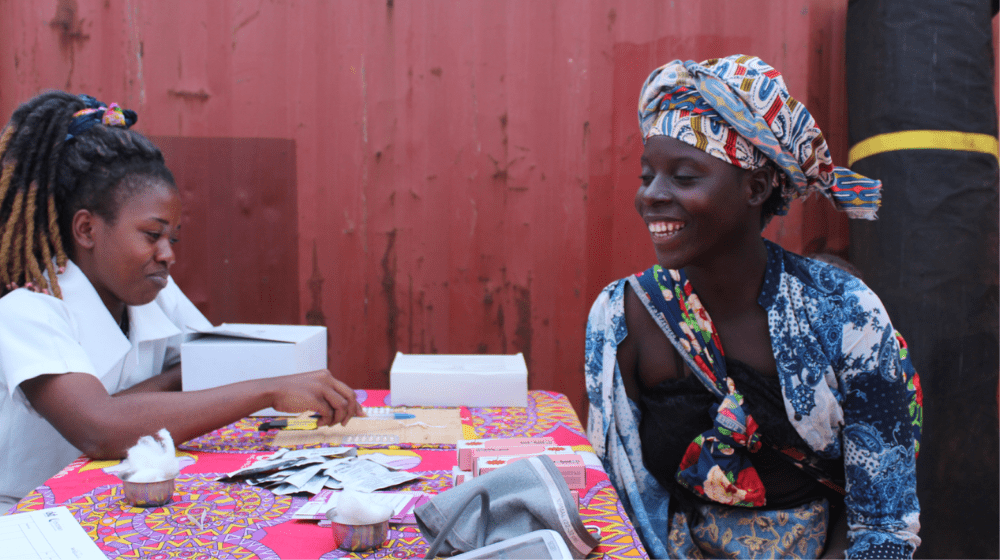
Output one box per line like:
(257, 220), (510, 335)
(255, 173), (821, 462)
(362, 406), (416, 420)
(311, 410), (415, 420)
(362, 411), (416, 420)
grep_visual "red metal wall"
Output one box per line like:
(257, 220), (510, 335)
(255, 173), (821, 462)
(0, 0), (854, 418)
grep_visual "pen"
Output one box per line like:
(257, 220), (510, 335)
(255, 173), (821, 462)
(382, 412), (416, 420)
(308, 412), (416, 420)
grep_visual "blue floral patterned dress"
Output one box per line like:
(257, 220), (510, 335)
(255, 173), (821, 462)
(585, 241), (920, 559)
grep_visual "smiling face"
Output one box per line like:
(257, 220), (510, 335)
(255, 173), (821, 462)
(636, 135), (766, 271)
(78, 177), (182, 314)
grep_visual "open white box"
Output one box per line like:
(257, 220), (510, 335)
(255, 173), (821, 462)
(389, 352), (528, 407)
(181, 323), (326, 416)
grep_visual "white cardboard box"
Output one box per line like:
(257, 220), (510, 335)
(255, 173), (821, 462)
(389, 352), (528, 407)
(181, 323), (327, 416)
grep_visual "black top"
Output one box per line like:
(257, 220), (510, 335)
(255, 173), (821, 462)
(637, 358), (837, 510)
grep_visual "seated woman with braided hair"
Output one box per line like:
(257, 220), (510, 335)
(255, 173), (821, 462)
(0, 91), (364, 513)
(585, 55), (921, 559)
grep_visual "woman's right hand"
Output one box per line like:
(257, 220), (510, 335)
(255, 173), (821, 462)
(265, 370), (365, 427)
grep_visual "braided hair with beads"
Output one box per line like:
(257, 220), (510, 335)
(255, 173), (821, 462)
(0, 91), (174, 299)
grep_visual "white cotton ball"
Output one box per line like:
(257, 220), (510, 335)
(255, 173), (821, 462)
(126, 468), (165, 483)
(122, 429), (180, 482)
(331, 489), (392, 525)
(156, 429), (175, 455)
(150, 429), (180, 478)
(125, 435), (158, 470)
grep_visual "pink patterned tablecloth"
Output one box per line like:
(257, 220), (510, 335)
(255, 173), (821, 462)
(11, 390), (648, 559)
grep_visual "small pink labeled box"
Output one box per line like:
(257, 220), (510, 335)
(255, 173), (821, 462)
(487, 438), (556, 447)
(548, 455), (587, 489)
(451, 466), (472, 486)
(468, 444), (546, 470)
(468, 444), (578, 473)
(456, 438), (554, 471)
(475, 454), (586, 489)
(475, 456), (513, 476)
(541, 445), (572, 454)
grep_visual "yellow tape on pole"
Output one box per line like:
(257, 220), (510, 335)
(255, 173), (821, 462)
(848, 130), (999, 166)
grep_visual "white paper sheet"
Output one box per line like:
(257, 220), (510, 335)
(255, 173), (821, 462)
(293, 490), (426, 522)
(0, 506), (105, 560)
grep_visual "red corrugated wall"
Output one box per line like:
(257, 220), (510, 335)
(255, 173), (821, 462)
(0, 0), (854, 419)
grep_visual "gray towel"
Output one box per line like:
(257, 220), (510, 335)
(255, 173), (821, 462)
(415, 455), (599, 558)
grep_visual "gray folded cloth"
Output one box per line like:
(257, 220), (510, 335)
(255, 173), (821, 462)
(415, 455), (599, 558)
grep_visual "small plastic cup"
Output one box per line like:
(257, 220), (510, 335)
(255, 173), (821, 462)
(325, 508), (390, 552)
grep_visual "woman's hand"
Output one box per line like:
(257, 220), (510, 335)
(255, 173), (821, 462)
(264, 369), (365, 427)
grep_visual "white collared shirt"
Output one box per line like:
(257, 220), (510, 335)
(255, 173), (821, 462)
(0, 261), (211, 510)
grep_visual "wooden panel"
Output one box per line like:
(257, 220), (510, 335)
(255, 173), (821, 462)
(151, 136), (300, 327)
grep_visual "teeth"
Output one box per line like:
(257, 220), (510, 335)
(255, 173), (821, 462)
(648, 221), (684, 234)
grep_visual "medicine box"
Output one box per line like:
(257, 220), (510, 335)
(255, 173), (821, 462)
(476, 454), (587, 489)
(181, 323), (327, 416)
(389, 352), (528, 407)
(452, 466), (472, 486)
(457, 438), (555, 471)
(469, 445), (546, 472)
(471, 445), (577, 476)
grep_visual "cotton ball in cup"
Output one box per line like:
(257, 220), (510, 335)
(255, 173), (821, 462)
(123, 429), (180, 483)
(331, 489), (393, 525)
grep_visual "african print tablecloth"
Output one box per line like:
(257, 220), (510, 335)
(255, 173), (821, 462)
(10, 390), (648, 559)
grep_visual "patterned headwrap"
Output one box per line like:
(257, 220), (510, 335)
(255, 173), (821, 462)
(638, 55), (881, 219)
(65, 94), (138, 141)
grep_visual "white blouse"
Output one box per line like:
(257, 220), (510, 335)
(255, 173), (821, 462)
(0, 261), (210, 511)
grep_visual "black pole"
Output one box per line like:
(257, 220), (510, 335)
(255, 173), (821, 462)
(846, 1), (999, 558)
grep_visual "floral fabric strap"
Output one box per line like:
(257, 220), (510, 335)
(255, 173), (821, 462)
(896, 331), (924, 457)
(633, 265), (768, 507)
(632, 263), (926, 507)
(65, 94), (138, 141)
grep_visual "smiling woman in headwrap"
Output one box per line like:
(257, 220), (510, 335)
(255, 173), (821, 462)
(585, 55), (921, 559)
